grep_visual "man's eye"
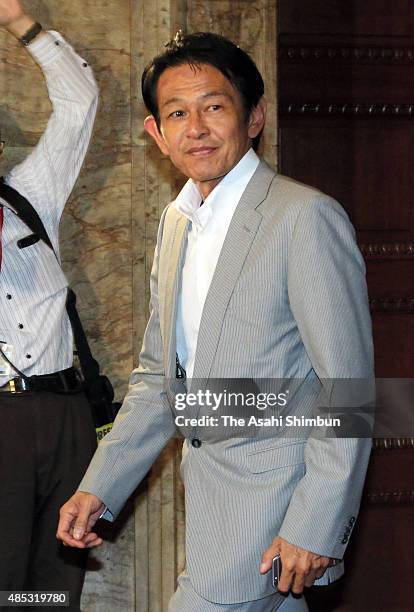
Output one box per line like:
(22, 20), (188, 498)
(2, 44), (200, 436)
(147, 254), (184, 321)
(169, 110), (185, 118)
(207, 104), (221, 111)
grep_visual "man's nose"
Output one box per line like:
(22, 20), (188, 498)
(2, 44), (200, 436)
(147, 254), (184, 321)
(186, 112), (209, 138)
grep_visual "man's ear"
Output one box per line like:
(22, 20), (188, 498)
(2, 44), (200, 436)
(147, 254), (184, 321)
(144, 115), (169, 156)
(247, 96), (267, 140)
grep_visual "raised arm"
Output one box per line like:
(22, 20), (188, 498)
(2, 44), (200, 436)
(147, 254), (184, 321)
(2, 0), (98, 224)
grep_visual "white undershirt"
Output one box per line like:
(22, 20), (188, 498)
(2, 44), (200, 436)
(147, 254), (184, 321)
(174, 148), (260, 379)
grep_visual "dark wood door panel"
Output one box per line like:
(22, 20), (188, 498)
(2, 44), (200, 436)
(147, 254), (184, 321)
(280, 63), (414, 105)
(338, 504), (414, 611)
(280, 121), (414, 236)
(366, 261), (414, 293)
(279, 0), (414, 37)
(339, 445), (414, 611)
(278, 1), (414, 609)
(371, 314), (414, 377)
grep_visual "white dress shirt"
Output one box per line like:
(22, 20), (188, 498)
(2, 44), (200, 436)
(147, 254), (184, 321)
(174, 148), (260, 379)
(0, 31), (98, 383)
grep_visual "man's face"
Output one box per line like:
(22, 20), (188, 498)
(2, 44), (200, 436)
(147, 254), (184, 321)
(144, 63), (265, 198)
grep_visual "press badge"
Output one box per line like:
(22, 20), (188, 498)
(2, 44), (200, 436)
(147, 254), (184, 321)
(0, 343), (14, 383)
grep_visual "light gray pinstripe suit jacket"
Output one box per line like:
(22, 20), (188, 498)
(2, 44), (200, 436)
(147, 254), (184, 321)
(79, 161), (374, 604)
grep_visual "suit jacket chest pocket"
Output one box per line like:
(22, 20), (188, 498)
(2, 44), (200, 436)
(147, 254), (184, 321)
(227, 263), (288, 331)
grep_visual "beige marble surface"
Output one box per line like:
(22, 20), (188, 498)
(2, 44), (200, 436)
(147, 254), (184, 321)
(0, 2), (277, 610)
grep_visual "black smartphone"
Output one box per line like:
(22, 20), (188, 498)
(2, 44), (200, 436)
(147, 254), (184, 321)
(272, 554), (282, 590)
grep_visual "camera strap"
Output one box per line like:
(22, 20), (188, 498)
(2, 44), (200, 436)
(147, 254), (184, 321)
(0, 177), (103, 390)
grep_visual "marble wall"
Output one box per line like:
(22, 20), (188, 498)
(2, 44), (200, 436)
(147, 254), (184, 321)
(0, 1), (276, 609)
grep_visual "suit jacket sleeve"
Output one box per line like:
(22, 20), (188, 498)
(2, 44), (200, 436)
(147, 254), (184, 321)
(278, 196), (374, 559)
(78, 206), (177, 519)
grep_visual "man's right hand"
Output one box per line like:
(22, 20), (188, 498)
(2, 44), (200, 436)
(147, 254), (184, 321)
(0, 0), (24, 27)
(0, 0), (44, 40)
(57, 491), (106, 549)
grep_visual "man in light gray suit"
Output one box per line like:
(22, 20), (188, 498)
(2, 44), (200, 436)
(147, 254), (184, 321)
(57, 33), (374, 611)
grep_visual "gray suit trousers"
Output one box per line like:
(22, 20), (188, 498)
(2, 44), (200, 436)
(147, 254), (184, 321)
(168, 572), (309, 612)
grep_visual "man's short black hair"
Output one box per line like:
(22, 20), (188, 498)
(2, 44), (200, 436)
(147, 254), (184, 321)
(141, 31), (265, 151)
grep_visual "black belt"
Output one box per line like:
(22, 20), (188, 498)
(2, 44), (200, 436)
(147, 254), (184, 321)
(0, 367), (82, 394)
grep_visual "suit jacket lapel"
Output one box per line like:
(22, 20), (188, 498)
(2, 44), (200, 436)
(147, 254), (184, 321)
(192, 161), (276, 380)
(162, 209), (188, 378)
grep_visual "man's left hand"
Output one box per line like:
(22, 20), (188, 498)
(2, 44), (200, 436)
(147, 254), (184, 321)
(260, 536), (331, 595)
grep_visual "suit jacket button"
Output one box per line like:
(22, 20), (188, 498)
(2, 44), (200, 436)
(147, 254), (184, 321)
(349, 517), (356, 525)
(341, 537), (348, 544)
(191, 438), (202, 448)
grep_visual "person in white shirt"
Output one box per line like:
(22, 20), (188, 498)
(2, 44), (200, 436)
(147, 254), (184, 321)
(0, 1), (98, 608)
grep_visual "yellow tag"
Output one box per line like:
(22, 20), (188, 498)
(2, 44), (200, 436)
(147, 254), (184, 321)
(96, 422), (113, 443)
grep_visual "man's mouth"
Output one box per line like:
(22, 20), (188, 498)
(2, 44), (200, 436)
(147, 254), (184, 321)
(186, 146), (218, 156)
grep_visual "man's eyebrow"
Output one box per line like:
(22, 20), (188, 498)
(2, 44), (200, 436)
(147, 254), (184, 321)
(200, 91), (232, 101)
(161, 91), (232, 108)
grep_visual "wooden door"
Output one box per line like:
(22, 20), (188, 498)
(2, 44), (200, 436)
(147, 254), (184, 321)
(278, 2), (414, 610)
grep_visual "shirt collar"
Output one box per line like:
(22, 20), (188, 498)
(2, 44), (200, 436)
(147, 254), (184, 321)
(0, 198), (17, 214)
(173, 148), (260, 230)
